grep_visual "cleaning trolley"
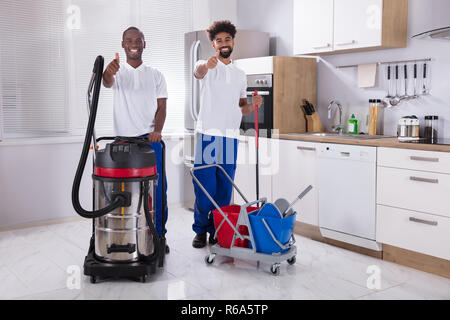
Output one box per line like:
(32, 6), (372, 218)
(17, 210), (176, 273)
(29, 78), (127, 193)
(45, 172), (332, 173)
(191, 164), (312, 276)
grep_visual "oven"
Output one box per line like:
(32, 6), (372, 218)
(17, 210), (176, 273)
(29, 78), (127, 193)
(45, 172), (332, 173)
(240, 74), (273, 138)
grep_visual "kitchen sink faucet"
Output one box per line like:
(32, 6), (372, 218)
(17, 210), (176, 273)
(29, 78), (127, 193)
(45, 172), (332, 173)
(328, 100), (344, 134)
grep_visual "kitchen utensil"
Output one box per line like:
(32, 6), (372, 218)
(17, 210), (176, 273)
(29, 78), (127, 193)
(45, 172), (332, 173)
(386, 65), (393, 98)
(303, 100), (324, 133)
(401, 64), (408, 99)
(389, 65), (405, 106)
(422, 63), (429, 95)
(301, 99), (312, 115)
(412, 63), (419, 98)
(306, 100), (315, 113)
(395, 65), (399, 97)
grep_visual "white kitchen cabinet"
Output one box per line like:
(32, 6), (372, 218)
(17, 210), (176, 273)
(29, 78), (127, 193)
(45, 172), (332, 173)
(333, 0), (382, 50)
(377, 147), (450, 174)
(377, 147), (450, 259)
(377, 166), (450, 219)
(272, 139), (319, 226)
(233, 136), (273, 205)
(293, 0), (407, 55)
(293, 0), (334, 55)
(377, 205), (450, 260)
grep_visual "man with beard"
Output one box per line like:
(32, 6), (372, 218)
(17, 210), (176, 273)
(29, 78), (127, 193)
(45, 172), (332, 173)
(191, 20), (262, 248)
(102, 26), (169, 252)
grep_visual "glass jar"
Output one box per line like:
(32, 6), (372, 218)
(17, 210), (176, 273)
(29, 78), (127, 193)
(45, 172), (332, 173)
(424, 116), (439, 143)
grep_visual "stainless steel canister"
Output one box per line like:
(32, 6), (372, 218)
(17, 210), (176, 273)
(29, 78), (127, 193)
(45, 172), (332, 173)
(94, 180), (156, 262)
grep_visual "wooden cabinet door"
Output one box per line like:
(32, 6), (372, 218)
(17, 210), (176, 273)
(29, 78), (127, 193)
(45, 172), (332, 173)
(333, 0), (383, 50)
(293, 0), (334, 55)
(272, 140), (319, 226)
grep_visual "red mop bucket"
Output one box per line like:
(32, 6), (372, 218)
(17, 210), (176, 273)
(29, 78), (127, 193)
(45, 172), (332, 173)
(213, 205), (259, 249)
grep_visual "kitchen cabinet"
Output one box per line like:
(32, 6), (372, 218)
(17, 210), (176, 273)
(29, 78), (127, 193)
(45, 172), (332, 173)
(272, 139), (319, 226)
(235, 56), (317, 134)
(233, 136), (274, 205)
(376, 147), (450, 260)
(333, 0), (383, 50)
(293, 0), (408, 55)
(293, 0), (334, 55)
(377, 205), (450, 260)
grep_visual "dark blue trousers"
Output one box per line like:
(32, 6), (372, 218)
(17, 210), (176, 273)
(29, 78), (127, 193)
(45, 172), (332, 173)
(139, 135), (168, 237)
(192, 134), (239, 235)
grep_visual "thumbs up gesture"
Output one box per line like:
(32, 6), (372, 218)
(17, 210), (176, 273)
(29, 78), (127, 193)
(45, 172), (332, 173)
(105, 52), (120, 76)
(206, 50), (220, 69)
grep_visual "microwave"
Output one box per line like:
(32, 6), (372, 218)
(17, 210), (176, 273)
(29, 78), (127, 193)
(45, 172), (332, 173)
(240, 74), (273, 138)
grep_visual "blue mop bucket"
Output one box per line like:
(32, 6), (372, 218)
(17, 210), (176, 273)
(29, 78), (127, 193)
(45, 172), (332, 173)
(248, 203), (296, 254)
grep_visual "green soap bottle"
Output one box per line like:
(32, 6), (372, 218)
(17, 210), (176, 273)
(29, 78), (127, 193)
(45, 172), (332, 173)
(348, 114), (358, 134)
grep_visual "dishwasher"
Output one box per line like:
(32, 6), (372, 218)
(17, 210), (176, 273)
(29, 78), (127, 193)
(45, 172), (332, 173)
(317, 143), (381, 251)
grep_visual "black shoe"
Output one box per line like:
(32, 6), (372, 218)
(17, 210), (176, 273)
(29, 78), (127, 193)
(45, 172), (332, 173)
(165, 244), (170, 254)
(209, 233), (218, 245)
(192, 233), (207, 248)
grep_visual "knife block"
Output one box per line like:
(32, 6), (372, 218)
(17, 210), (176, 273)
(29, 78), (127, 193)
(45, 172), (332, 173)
(306, 113), (324, 133)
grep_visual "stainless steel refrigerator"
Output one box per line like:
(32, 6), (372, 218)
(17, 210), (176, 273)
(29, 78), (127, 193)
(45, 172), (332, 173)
(183, 29), (270, 166)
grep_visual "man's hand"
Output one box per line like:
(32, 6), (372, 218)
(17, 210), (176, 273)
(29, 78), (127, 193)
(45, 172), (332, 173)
(103, 53), (120, 87)
(105, 53), (120, 76)
(147, 131), (162, 143)
(206, 50), (220, 69)
(251, 94), (263, 108)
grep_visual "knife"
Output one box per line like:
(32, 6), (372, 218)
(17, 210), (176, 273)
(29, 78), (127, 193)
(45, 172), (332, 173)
(307, 101), (316, 114)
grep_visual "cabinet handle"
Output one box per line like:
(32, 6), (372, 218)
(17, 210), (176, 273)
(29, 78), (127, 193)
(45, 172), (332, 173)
(312, 43), (331, 50)
(297, 146), (316, 151)
(409, 217), (438, 226)
(336, 40), (357, 46)
(409, 176), (439, 184)
(410, 156), (439, 163)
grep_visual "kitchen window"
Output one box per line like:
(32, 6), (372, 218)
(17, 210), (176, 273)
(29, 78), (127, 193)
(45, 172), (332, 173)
(0, 0), (193, 139)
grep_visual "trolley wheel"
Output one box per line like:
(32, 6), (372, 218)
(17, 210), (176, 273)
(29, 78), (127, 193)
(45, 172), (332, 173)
(205, 254), (215, 265)
(287, 256), (296, 265)
(270, 264), (281, 276)
(90, 276), (97, 284)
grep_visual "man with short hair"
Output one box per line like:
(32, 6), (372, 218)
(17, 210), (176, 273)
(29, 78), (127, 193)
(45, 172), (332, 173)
(102, 26), (169, 251)
(191, 20), (262, 248)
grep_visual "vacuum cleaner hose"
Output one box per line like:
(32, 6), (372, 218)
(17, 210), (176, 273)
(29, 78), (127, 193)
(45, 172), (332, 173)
(141, 180), (161, 262)
(72, 55), (126, 219)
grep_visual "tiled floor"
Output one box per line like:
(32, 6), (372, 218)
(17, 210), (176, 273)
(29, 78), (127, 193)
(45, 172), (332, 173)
(0, 207), (449, 300)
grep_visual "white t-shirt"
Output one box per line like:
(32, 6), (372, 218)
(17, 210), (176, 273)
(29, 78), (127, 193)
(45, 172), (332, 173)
(111, 62), (168, 136)
(195, 59), (247, 138)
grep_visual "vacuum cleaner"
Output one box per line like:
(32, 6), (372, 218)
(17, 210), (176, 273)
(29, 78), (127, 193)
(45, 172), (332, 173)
(71, 55), (166, 283)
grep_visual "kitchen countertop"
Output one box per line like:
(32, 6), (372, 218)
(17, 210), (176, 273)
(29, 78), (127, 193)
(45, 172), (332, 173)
(278, 133), (450, 153)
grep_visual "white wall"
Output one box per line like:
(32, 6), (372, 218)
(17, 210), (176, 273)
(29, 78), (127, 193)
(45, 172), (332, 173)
(193, 0), (238, 30)
(0, 137), (194, 228)
(236, 0), (293, 56)
(237, 0), (450, 138)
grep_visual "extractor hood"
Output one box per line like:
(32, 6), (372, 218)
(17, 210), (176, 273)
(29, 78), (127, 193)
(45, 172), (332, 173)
(412, 26), (450, 41)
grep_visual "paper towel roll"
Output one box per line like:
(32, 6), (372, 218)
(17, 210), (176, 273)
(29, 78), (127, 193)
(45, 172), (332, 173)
(358, 63), (378, 88)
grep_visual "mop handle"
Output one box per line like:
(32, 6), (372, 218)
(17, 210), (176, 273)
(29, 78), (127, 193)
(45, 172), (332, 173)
(253, 90), (260, 204)
(283, 185), (314, 216)
(253, 90), (259, 148)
